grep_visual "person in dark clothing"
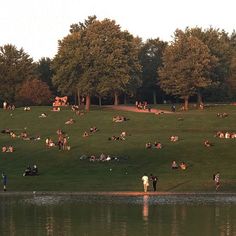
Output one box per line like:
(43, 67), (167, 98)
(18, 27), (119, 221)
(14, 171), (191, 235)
(2, 173), (7, 191)
(150, 174), (158, 191)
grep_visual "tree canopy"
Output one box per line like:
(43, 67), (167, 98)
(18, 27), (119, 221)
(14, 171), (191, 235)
(0, 44), (36, 102)
(52, 16), (142, 110)
(159, 30), (217, 109)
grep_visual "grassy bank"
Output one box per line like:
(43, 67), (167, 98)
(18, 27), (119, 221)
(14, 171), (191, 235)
(1, 105), (236, 192)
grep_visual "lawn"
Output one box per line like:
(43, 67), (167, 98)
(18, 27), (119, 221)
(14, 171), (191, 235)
(1, 104), (236, 192)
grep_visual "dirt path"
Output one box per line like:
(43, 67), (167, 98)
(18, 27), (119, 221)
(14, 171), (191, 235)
(104, 105), (172, 114)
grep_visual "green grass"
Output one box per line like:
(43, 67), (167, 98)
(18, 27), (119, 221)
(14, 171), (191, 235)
(1, 104), (236, 192)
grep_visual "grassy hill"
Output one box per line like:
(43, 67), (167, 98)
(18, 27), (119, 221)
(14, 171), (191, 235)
(1, 105), (236, 192)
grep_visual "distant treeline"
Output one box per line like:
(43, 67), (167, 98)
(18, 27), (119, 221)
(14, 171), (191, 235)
(0, 15), (235, 110)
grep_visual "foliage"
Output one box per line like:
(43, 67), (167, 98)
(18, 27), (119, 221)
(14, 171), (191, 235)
(0, 44), (36, 102)
(159, 30), (217, 109)
(52, 16), (142, 109)
(36, 57), (54, 91)
(17, 79), (52, 105)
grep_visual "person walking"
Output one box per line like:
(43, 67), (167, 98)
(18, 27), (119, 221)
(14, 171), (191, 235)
(2, 173), (7, 192)
(150, 174), (158, 191)
(142, 173), (149, 193)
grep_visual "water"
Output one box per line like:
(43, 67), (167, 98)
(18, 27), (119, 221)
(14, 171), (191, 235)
(0, 194), (236, 236)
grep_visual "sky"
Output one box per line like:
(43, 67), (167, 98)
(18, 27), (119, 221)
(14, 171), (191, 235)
(0, 0), (235, 61)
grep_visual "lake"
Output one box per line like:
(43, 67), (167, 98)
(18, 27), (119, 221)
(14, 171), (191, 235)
(0, 193), (236, 236)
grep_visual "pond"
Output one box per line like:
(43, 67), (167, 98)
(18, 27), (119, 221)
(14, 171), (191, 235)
(0, 193), (236, 236)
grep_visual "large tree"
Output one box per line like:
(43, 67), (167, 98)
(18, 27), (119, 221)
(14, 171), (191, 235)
(183, 27), (232, 102)
(53, 16), (141, 110)
(159, 31), (217, 110)
(138, 38), (167, 104)
(0, 44), (36, 103)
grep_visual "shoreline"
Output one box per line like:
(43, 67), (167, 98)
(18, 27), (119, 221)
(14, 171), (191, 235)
(1, 191), (236, 196)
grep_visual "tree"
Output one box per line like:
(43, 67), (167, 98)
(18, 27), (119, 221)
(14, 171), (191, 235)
(138, 38), (167, 104)
(17, 79), (52, 105)
(82, 19), (142, 106)
(0, 44), (36, 103)
(159, 31), (217, 110)
(36, 57), (54, 91)
(52, 16), (97, 110)
(53, 16), (141, 110)
(183, 27), (231, 102)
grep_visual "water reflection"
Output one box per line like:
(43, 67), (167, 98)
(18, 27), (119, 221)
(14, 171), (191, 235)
(142, 195), (149, 222)
(0, 194), (236, 236)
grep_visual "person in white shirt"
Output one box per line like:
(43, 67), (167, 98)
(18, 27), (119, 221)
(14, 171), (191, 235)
(141, 174), (149, 193)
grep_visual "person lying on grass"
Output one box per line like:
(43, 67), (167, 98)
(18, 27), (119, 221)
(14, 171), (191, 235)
(90, 126), (98, 133)
(65, 118), (75, 125)
(170, 135), (179, 142)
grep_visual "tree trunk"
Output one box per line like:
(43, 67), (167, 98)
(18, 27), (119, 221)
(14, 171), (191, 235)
(197, 92), (202, 106)
(114, 92), (119, 106)
(124, 94), (127, 105)
(77, 89), (81, 106)
(184, 96), (189, 111)
(98, 96), (102, 107)
(153, 90), (157, 105)
(85, 95), (90, 111)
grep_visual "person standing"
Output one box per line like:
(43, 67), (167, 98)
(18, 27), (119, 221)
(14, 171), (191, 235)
(214, 172), (220, 190)
(142, 173), (149, 193)
(3, 101), (7, 110)
(2, 173), (7, 192)
(150, 174), (158, 191)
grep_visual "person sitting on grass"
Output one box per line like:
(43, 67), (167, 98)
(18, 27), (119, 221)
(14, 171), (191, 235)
(145, 142), (152, 149)
(10, 131), (17, 138)
(32, 164), (38, 175)
(204, 140), (213, 147)
(83, 131), (89, 137)
(65, 118), (75, 125)
(90, 126), (98, 133)
(2, 146), (7, 152)
(48, 138), (56, 147)
(170, 135), (179, 142)
(154, 142), (162, 149)
(39, 113), (47, 118)
(24, 107), (31, 111)
(52, 107), (60, 112)
(171, 160), (178, 169)
(180, 162), (187, 170)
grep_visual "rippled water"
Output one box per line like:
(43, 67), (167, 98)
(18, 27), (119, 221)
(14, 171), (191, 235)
(0, 194), (236, 236)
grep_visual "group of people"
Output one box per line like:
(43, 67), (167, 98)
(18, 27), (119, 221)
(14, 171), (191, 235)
(112, 115), (127, 122)
(171, 160), (187, 170)
(141, 173), (158, 192)
(217, 112), (228, 118)
(108, 131), (127, 141)
(135, 101), (150, 111)
(145, 142), (162, 149)
(45, 129), (70, 151)
(215, 131), (236, 139)
(23, 165), (39, 176)
(82, 126), (99, 138)
(2, 145), (14, 152)
(79, 153), (121, 162)
(3, 101), (15, 110)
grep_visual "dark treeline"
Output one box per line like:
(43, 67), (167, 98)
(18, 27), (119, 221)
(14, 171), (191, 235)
(0, 15), (236, 110)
